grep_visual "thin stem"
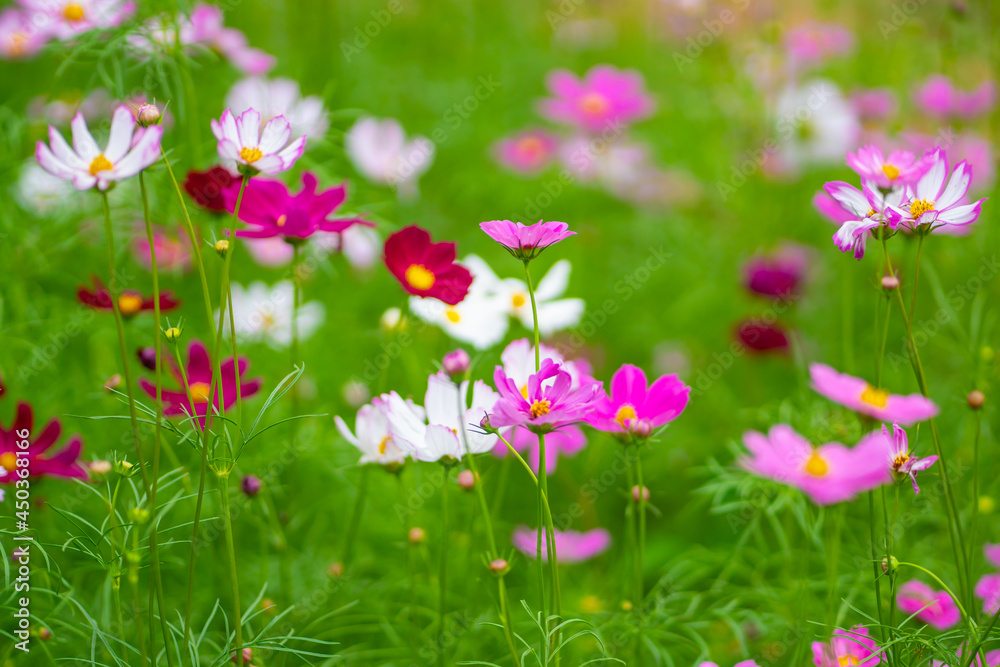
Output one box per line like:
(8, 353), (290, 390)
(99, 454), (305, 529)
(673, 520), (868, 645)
(908, 234), (925, 320)
(635, 452), (646, 606)
(217, 472), (244, 667)
(341, 465), (370, 569)
(868, 492), (887, 647)
(437, 466), (451, 667)
(971, 409), (983, 619)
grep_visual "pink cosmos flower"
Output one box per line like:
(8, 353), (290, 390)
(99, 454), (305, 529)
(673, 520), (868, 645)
(586, 364), (689, 436)
(913, 75), (997, 120)
(884, 422), (937, 494)
(492, 424), (587, 475)
(480, 219), (575, 261)
(489, 358), (601, 434)
(538, 65), (654, 133)
(511, 525), (611, 563)
(211, 108), (306, 176)
(139, 340), (263, 431)
(18, 0), (134, 40)
(812, 626), (882, 667)
(345, 116), (435, 198)
(498, 338), (594, 397)
(976, 574), (1000, 615)
(886, 148), (987, 229)
(494, 129), (560, 174)
(36, 105), (164, 191)
(846, 145), (932, 189)
(984, 543), (1000, 568)
(783, 22), (854, 68)
(823, 181), (903, 259)
(813, 191), (856, 225)
(0, 8), (49, 59)
(902, 131), (995, 196)
(810, 363), (939, 425)
(0, 402), (88, 483)
(850, 88), (898, 122)
(736, 320), (791, 354)
(223, 172), (370, 241)
(931, 650), (1000, 667)
(897, 580), (960, 630)
(132, 225), (191, 273)
(743, 243), (809, 300)
(741, 425), (891, 505)
(701, 662), (760, 667)
(187, 4), (274, 74)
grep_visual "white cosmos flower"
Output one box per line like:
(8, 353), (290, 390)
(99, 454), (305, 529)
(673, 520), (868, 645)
(773, 79), (860, 170)
(335, 396), (418, 466)
(15, 161), (78, 214)
(220, 281), (325, 349)
(345, 116), (434, 199)
(409, 292), (510, 350)
(211, 108), (306, 175)
(385, 373), (500, 462)
(35, 106), (164, 191)
(225, 77), (329, 144)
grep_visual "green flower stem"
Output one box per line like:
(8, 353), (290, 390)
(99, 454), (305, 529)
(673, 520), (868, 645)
(635, 451), (646, 608)
(867, 491), (886, 649)
(130, 524), (148, 667)
(217, 471), (245, 667)
(971, 409), (983, 619)
(437, 465), (452, 667)
(341, 465), (370, 569)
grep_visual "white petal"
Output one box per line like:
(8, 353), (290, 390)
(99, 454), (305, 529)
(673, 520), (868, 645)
(916, 149), (947, 200)
(534, 260), (572, 302)
(236, 109), (261, 148)
(104, 106), (136, 163)
(531, 298), (585, 335)
(935, 161), (972, 210)
(70, 112), (100, 163)
(258, 115), (291, 154)
(424, 373), (461, 428)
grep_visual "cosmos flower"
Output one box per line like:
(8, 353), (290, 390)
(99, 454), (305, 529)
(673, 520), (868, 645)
(345, 116), (434, 198)
(383, 226), (473, 306)
(494, 129), (560, 174)
(984, 544), (1000, 568)
(846, 145), (932, 189)
(586, 364), (689, 436)
(492, 424), (588, 476)
(897, 580), (960, 630)
(771, 80), (859, 172)
(211, 108), (306, 176)
(221, 281), (325, 349)
(408, 283), (509, 350)
(810, 363), (939, 425)
(976, 574), (1000, 615)
(36, 105), (164, 191)
(383, 372), (499, 462)
(902, 131), (995, 196)
(132, 225), (191, 273)
(0, 401), (88, 482)
(743, 243), (809, 300)
(811, 626), (882, 667)
(77, 277), (180, 317)
(538, 65), (654, 133)
(850, 88), (898, 122)
(15, 160), (77, 214)
(740, 425), (891, 505)
(334, 396), (418, 467)
(511, 525), (611, 563)
(224, 172), (370, 241)
(139, 340), (263, 430)
(184, 165), (236, 212)
(498, 338), (593, 397)
(783, 22), (854, 68)
(887, 148), (987, 229)
(489, 358), (601, 434)
(18, 0), (135, 40)
(225, 76), (328, 143)
(736, 320), (791, 354)
(913, 75), (997, 120)
(824, 181), (903, 259)
(480, 219), (575, 262)
(0, 8), (49, 59)
(883, 422), (937, 494)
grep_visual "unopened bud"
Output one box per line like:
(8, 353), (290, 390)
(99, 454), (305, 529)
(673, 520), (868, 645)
(980, 496), (995, 514)
(241, 474), (262, 497)
(116, 459), (135, 476)
(129, 508), (149, 524)
(261, 598), (277, 614)
(631, 485), (650, 502)
(630, 420), (653, 439)
(489, 558), (509, 575)
(457, 469), (476, 490)
(215, 239), (230, 257)
(479, 414), (498, 434)
(137, 346), (157, 370)
(409, 527), (426, 544)
(39, 627), (52, 641)
(442, 349), (471, 379)
(88, 459), (112, 476)
(136, 104), (161, 127)
(165, 326), (182, 342)
(881, 555), (899, 574)
(620, 600), (633, 612)
(104, 374), (122, 391)
(327, 561), (344, 578)
(231, 648), (253, 664)
(881, 275), (900, 291)
(968, 390), (985, 410)
(380, 307), (404, 331)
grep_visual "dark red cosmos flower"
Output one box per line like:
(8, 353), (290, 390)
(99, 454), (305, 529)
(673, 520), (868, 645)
(139, 340), (262, 431)
(383, 226), (473, 305)
(742, 244), (809, 300)
(736, 319), (790, 353)
(223, 172), (371, 242)
(0, 402), (88, 483)
(77, 278), (180, 318)
(184, 165), (237, 213)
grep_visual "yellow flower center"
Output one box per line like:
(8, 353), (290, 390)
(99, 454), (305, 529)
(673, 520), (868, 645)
(839, 656), (860, 667)
(615, 405), (637, 427)
(445, 309), (460, 323)
(910, 199), (935, 218)
(0, 451), (18, 473)
(189, 382), (211, 404)
(511, 293), (526, 308)
(866, 207), (877, 218)
(882, 164), (900, 181)
(378, 436), (390, 456)
(520, 385), (529, 399)
(88, 153), (114, 176)
(405, 264), (435, 290)
(117, 293), (144, 316)
(239, 147), (263, 163)
(579, 92), (610, 115)
(8, 32), (28, 55)
(260, 311), (276, 329)
(892, 453), (910, 469)
(804, 450), (829, 477)
(275, 214), (287, 228)
(529, 399), (551, 419)
(64, 2), (85, 21)
(517, 136), (544, 158)
(860, 384), (889, 408)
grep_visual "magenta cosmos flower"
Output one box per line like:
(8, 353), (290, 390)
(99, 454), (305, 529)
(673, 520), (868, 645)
(36, 105), (164, 191)
(846, 145), (932, 190)
(211, 108), (306, 176)
(812, 626), (882, 667)
(77, 277), (180, 317)
(494, 129), (559, 174)
(897, 580), (960, 630)
(985, 543), (1000, 568)
(18, 0), (134, 40)
(741, 425), (891, 505)
(887, 148), (987, 229)
(743, 243), (809, 300)
(736, 320), (791, 354)
(586, 364), (689, 436)
(538, 65), (654, 133)
(489, 358), (601, 434)
(783, 22), (854, 68)
(824, 181), (904, 259)
(139, 340), (262, 430)
(884, 422), (937, 494)
(0, 402), (88, 482)
(480, 219), (575, 261)
(224, 172), (371, 242)
(492, 424), (587, 475)
(913, 75), (997, 120)
(511, 525), (610, 564)
(810, 363), (939, 425)
(850, 88), (898, 121)
(383, 225), (473, 305)
(976, 574), (1000, 614)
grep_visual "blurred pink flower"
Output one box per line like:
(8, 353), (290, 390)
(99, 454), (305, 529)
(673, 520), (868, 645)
(810, 363), (939, 425)
(492, 424), (587, 475)
(784, 22), (854, 68)
(985, 543), (1000, 568)
(850, 88), (898, 122)
(976, 574), (1000, 615)
(511, 525), (611, 563)
(897, 580), (960, 630)
(494, 129), (559, 174)
(345, 116), (434, 198)
(811, 626), (882, 667)
(187, 4), (274, 74)
(913, 75), (997, 120)
(743, 243), (809, 300)
(846, 145), (932, 189)
(586, 364), (689, 435)
(538, 65), (654, 133)
(736, 320), (791, 354)
(0, 8), (49, 59)
(133, 225), (191, 273)
(18, 0), (134, 40)
(741, 425), (891, 505)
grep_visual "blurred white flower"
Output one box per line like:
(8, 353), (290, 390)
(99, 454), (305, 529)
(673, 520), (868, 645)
(771, 79), (860, 174)
(221, 281), (325, 349)
(341, 380), (371, 408)
(225, 76), (329, 143)
(345, 116), (434, 199)
(335, 396), (417, 466)
(15, 161), (77, 214)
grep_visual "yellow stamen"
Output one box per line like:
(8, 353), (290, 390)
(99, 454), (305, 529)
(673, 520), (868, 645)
(860, 384), (889, 408)
(511, 293), (526, 308)
(892, 453), (910, 469)
(579, 92), (609, 115)
(520, 385), (529, 399)
(276, 214), (287, 228)
(189, 382), (211, 404)
(117, 293), (144, 316)
(804, 450), (829, 477)
(615, 405), (637, 427)
(260, 312), (276, 329)
(910, 199), (935, 219)
(239, 146), (263, 163)
(8, 32), (28, 56)
(0, 452), (18, 473)
(405, 264), (435, 291)
(378, 436), (390, 456)
(839, 656), (860, 667)
(88, 154), (113, 176)
(529, 399), (551, 419)
(63, 3), (85, 21)
(882, 164), (900, 181)
(517, 136), (544, 157)
(445, 309), (460, 323)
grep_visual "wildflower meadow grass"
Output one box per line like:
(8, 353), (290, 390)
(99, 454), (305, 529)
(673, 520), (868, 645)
(0, 1), (998, 666)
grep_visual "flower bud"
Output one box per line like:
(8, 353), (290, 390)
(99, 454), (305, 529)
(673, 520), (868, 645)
(457, 469), (476, 490)
(409, 527), (426, 544)
(231, 648), (253, 664)
(980, 496), (995, 514)
(620, 600), (634, 612)
(129, 507), (150, 524)
(880, 555), (899, 574)
(241, 474), (262, 497)
(165, 326), (183, 342)
(261, 598), (277, 614)
(380, 307), (405, 332)
(968, 390), (985, 410)
(39, 627), (52, 641)
(136, 104), (161, 127)
(88, 459), (113, 477)
(479, 414), (498, 435)
(630, 420), (653, 440)
(442, 349), (471, 379)
(116, 459), (135, 476)
(215, 239), (230, 257)
(327, 561), (344, 578)
(103, 374), (122, 391)
(631, 485), (650, 502)
(137, 346), (157, 370)
(489, 558), (509, 575)
(341, 380), (370, 408)
(881, 275), (900, 291)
